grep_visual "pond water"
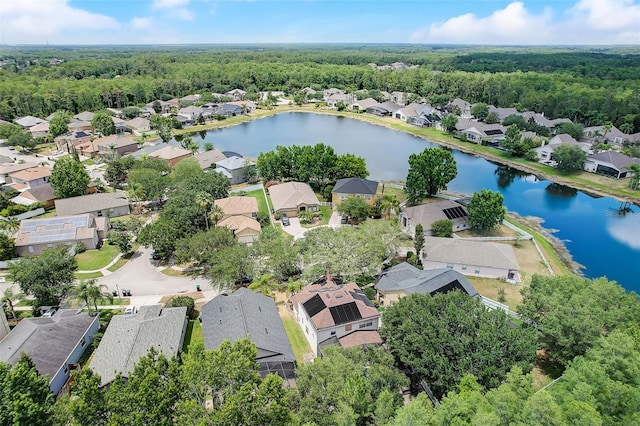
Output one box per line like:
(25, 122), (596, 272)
(188, 112), (640, 293)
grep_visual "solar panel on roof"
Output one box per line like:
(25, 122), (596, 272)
(442, 206), (468, 220)
(302, 294), (327, 318)
(329, 302), (362, 325)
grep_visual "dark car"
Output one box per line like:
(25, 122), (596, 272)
(280, 213), (290, 226)
(151, 251), (162, 260)
(341, 215), (348, 224)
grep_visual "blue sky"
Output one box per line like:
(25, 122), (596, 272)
(1, 0), (638, 45)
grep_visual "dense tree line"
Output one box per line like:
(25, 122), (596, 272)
(1, 46), (638, 131)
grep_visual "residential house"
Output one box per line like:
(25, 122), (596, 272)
(111, 116), (128, 134)
(535, 134), (591, 164)
(331, 177), (379, 206)
(456, 122), (505, 144)
(268, 181), (320, 218)
(106, 108), (124, 118)
(55, 192), (130, 218)
(400, 200), (470, 235)
(349, 98), (379, 112)
(220, 103), (243, 117)
(215, 196), (259, 220)
(13, 115), (45, 129)
(583, 125), (627, 146)
(10, 183), (55, 209)
(89, 305), (187, 386)
(217, 216), (261, 244)
(0, 310), (9, 341)
(214, 156), (255, 185)
(73, 111), (95, 122)
(226, 89), (247, 101)
(375, 262), (479, 307)
(488, 106), (519, 122)
(0, 309), (99, 394)
(326, 93), (352, 108)
(8, 166), (51, 189)
(97, 135), (139, 158)
(323, 88), (345, 98)
(422, 237), (521, 281)
(144, 100), (172, 114)
(447, 98), (472, 119)
(125, 117), (151, 135)
(391, 91), (411, 106)
(54, 131), (93, 154)
(29, 121), (50, 138)
(366, 101), (401, 117)
(14, 213), (109, 256)
(290, 276), (382, 355)
(67, 120), (93, 133)
(583, 151), (640, 179)
(0, 162), (39, 185)
(194, 149), (226, 170)
(201, 288), (295, 379)
(179, 94), (201, 105)
(228, 100), (256, 113)
(178, 105), (204, 122)
(149, 145), (192, 168)
(395, 103), (440, 127)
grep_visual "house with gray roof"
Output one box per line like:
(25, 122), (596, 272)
(268, 181), (319, 218)
(375, 262), (478, 307)
(422, 237), (520, 281)
(55, 192), (130, 218)
(583, 151), (640, 179)
(194, 149), (226, 170)
(89, 305), (187, 386)
(201, 288), (295, 379)
(447, 98), (472, 119)
(400, 200), (469, 235)
(10, 182), (55, 209)
(583, 125), (628, 146)
(73, 111), (95, 122)
(535, 134), (591, 164)
(13, 115), (46, 129)
(214, 156), (255, 185)
(331, 177), (379, 206)
(14, 214), (109, 256)
(349, 97), (380, 112)
(0, 309), (99, 394)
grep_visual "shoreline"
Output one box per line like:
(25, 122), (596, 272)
(176, 105), (640, 206)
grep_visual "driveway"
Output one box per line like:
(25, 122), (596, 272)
(97, 245), (215, 298)
(280, 216), (306, 239)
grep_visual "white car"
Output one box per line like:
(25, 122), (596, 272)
(124, 305), (136, 315)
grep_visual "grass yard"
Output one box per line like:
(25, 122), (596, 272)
(75, 271), (104, 280)
(106, 258), (128, 272)
(94, 297), (129, 306)
(468, 276), (523, 311)
(183, 319), (204, 353)
(161, 267), (185, 277)
(242, 188), (270, 215)
(75, 244), (120, 271)
(281, 316), (312, 365)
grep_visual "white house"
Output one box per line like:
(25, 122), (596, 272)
(290, 277), (381, 355)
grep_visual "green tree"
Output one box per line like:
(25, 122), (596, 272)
(337, 196), (370, 224)
(381, 291), (536, 398)
(61, 367), (108, 426)
(502, 124), (524, 157)
(555, 122), (584, 140)
(9, 129), (37, 151)
(335, 153), (369, 180)
(431, 219), (453, 238)
(107, 229), (132, 253)
(70, 278), (112, 312)
(203, 141), (214, 151)
(91, 112), (116, 136)
(624, 163), (640, 190)
(254, 227), (300, 281)
(379, 194), (399, 219)
(414, 223), (425, 257)
(466, 189), (506, 233)
(50, 156), (91, 198)
(517, 274), (640, 367)
(208, 243), (254, 290)
(8, 246), (77, 308)
(1, 287), (21, 323)
(209, 204), (224, 226)
(127, 167), (168, 203)
(49, 111), (70, 138)
(440, 114), (458, 133)
(0, 354), (55, 426)
(164, 295), (195, 319)
(0, 232), (15, 260)
(391, 393), (436, 426)
(484, 112), (500, 124)
(553, 144), (587, 172)
(470, 102), (489, 120)
(405, 147), (457, 204)
(195, 191), (213, 230)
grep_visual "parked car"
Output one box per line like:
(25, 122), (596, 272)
(280, 213), (290, 226)
(151, 251), (161, 260)
(341, 215), (348, 224)
(124, 305), (136, 315)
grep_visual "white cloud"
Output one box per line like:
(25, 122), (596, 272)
(0, 0), (120, 44)
(173, 8), (195, 21)
(131, 17), (153, 30)
(152, 0), (190, 9)
(411, 0), (640, 45)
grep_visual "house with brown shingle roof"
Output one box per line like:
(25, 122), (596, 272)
(148, 145), (192, 168)
(290, 277), (382, 355)
(215, 196), (258, 219)
(0, 162), (40, 185)
(194, 149), (226, 170)
(268, 181), (319, 218)
(217, 216), (261, 244)
(8, 166), (51, 189)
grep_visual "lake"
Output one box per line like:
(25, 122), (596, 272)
(188, 112), (640, 293)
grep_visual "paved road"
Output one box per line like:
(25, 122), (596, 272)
(96, 245), (214, 298)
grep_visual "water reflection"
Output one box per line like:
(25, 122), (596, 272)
(494, 165), (531, 189)
(545, 183), (578, 198)
(606, 211), (640, 250)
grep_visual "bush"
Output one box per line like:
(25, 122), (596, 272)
(432, 219), (453, 238)
(165, 295), (196, 319)
(74, 242), (86, 254)
(363, 287), (377, 302)
(256, 211), (270, 227)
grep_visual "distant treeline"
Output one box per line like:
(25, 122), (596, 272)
(0, 45), (638, 131)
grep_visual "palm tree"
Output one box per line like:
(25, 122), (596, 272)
(0, 216), (20, 234)
(248, 274), (279, 297)
(380, 194), (399, 219)
(195, 192), (213, 230)
(189, 141), (200, 155)
(626, 163), (640, 190)
(619, 122), (634, 135)
(70, 279), (113, 312)
(1, 287), (22, 323)
(209, 204), (224, 226)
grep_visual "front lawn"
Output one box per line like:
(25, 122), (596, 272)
(281, 316), (312, 365)
(75, 272), (104, 280)
(75, 244), (120, 271)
